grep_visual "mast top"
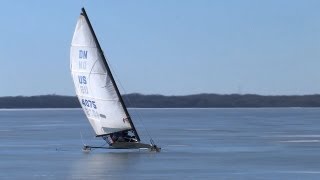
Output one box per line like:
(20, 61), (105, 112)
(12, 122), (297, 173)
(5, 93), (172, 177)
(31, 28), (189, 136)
(81, 7), (87, 16)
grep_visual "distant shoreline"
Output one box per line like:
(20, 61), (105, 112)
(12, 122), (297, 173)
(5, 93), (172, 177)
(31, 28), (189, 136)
(1, 93), (320, 108)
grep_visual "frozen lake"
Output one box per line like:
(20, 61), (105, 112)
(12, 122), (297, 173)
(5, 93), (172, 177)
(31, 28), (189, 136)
(1, 108), (320, 179)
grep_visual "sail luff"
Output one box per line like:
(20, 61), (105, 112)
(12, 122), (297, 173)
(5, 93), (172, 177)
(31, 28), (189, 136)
(80, 8), (141, 141)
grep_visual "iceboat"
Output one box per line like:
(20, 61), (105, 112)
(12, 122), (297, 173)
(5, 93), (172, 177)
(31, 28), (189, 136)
(70, 8), (160, 152)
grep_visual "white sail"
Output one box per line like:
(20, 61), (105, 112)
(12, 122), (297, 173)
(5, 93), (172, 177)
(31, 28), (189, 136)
(70, 14), (132, 135)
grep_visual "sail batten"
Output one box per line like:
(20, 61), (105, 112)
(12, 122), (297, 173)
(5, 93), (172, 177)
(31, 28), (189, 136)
(77, 95), (122, 102)
(70, 9), (135, 136)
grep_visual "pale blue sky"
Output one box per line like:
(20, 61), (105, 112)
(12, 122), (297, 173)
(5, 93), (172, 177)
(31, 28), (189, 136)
(1, 0), (320, 96)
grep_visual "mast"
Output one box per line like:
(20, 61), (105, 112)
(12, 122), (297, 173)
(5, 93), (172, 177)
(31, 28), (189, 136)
(80, 7), (141, 141)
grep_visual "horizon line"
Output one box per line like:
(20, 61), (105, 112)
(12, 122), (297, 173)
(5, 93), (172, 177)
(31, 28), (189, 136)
(2, 93), (320, 98)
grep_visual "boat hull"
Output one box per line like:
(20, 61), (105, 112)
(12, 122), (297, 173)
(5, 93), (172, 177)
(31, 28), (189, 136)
(110, 142), (152, 149)
(110, 142), (161, 152)
(83, 142), (161, 152)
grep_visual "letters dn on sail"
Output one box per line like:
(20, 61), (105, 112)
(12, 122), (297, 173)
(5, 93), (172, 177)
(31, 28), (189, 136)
(79, 50), (88, 59)
(78, 50), (87, 70)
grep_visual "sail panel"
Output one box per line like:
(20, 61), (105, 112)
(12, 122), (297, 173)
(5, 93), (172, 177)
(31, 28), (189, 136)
(71, 15), (96, 48)
(71, 15), (131, 135)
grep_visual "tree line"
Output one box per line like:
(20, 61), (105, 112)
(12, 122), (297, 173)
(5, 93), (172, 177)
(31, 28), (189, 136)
(1, 93), (320, 108)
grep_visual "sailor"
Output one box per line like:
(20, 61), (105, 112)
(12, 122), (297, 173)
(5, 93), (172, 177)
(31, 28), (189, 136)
(110, 131), (138, 143)
(111, 132), (119, 142)
(109, 131), (125, 142)
(118, 131), (132, 142)
(103, 135), (114, 145)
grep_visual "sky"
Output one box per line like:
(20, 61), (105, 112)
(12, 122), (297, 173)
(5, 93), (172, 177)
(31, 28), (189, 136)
(1, 0), (320, 96)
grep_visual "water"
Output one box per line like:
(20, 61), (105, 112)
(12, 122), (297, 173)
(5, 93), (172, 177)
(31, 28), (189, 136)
(1, 108), (320, 179)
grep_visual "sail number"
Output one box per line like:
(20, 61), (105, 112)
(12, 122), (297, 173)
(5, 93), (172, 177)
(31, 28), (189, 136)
(79, 50), (88, 59)
(78, 50), (88, 70)
(80, 86), (88, 94)
(78, 76), (88, 94)
(85, 108), (99, 119)
(79, 61), (86, 69)
(78, 76), (87, 84)
(81, 99), (97, 109)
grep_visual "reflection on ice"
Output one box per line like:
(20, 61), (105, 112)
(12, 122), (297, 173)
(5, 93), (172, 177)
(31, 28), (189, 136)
(70, 152), (147, 179)
(279, 140), (320, 143)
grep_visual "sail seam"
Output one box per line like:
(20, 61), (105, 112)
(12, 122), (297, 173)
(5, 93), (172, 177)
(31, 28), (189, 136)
(71, 45), (97, 48)
(71, 71), (107, 75)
